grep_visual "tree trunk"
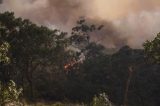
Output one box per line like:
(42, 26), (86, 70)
(123, 66), (133, 106)
(25, 60), (34, 100)
(26, 71), (34, 100)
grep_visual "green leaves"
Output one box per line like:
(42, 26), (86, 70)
(144, 33), (160, 64)
(70, 19), (103, 50)
(0, 80), (22, 105)
(0, 42), (10, 63)
(92, 93), (112, 106)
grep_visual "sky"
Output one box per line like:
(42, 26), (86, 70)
(1, 0), (160, 48)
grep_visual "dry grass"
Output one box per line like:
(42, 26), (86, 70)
(23, 102), (86, 106)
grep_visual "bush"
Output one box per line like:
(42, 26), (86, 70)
(0, 80), (22, 106)
(91, 93), (112, 106)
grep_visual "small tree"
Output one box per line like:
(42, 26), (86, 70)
(0, 80), (22, 106)
(92, 93), (112, 106)
(0, 23), (22, 106)
(0, 42), (10, 63)
(144, 33), (160, 64)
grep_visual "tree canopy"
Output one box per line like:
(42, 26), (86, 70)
(0, 12), (160, 106)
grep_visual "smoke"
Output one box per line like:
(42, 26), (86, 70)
(0, 0), (89, 30)
(92, 0), (160, 48)
(92, 0), (160, 20)
(1, 0), (160, 48)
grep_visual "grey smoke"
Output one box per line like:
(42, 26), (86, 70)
(1, 0), (160, 48)
(0, 0), (3, 4)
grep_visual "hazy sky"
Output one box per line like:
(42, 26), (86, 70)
(1, 0), (160, 48)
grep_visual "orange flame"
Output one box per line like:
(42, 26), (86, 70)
(64, 60), (78, 70)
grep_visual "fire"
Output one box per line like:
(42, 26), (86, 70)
(64, 60), (78, 70)
(64, 53), (85, 70)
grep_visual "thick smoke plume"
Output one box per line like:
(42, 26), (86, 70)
(1, 0), (160, 48)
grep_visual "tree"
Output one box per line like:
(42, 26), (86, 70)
(2, 11), (160, 106)
(0, 12), (73, 100)
(0, 80), (22, 106)
(144, 33), (160, 64)
(0, 17), (22, 106)
(0, 16), (11, 82)
(0, 42), (10, 63)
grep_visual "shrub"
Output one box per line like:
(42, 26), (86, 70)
(92, 93), (112, 106)
(0, 80), (22, 106)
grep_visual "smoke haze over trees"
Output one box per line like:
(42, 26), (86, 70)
(1, 0), (160, 48)
(1, 0), (160, 105)
(0, 12), (160, 106)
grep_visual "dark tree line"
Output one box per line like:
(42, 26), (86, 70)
(0, 12), (160, 106)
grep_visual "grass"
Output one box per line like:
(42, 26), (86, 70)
(23, 102), (86, 106)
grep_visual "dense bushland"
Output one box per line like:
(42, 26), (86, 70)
(0, 12), (160, 106)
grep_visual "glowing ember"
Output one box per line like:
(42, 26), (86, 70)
(64, 54), (85, 70)
(64, 60), (78, 70)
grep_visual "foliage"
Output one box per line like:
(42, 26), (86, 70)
(0, 11), (160, 106)
(0, 42), (10, 63)
(0, 11), (72, 100)
(0, 80), (22, 105)
(92, 93), (112, 106)
(144, 33), (160, 64)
